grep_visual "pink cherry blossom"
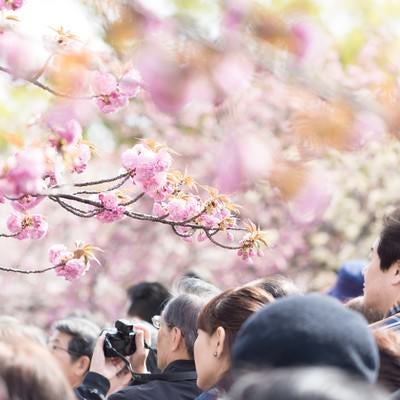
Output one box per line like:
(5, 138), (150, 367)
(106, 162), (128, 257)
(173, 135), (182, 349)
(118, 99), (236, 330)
(119, 69), (142, 97)
(211, 52), (254, 97)
(91, 71), (138, 114)
(2, 150), (45, 196)
(349, 112), (385, 150)
(11, 194), (44, 212)
(96, 193), (125, 223)
(95, 91), (129, 114)
(136, 45), (190, 114)
(121, 144), (172, 199)
(152, 202), (168, 217)
(0, 0), (24, 10)
(147, 184), (174, 202)
(48, 118), (82, 145)
(0, 31), (40, 79)
(71, 143), (91, 174)
(92, 71), (118, 96)
(7, 213), (48, 240)
(288, 169), (334, 225)
(48, 244), (74, 266)
(55, 258), (87, 281)
(167, 196), (201, 222)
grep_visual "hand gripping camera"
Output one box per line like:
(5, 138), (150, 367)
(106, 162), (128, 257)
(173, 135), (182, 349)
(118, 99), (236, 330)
(103, 319), (136, 358)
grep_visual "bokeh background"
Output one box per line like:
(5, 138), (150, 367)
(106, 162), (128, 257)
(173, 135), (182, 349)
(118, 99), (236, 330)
(1, 0), (400, 326)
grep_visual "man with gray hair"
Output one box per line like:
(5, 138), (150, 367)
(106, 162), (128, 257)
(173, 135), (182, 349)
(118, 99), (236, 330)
(48, 316), (101, 388)
(108, 293), (205, 400)
(76, 291), (214, 400)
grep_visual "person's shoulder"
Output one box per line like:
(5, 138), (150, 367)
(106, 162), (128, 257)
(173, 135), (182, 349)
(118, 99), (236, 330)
(108, 381), (169, 400)
(108, 385), (143, 400)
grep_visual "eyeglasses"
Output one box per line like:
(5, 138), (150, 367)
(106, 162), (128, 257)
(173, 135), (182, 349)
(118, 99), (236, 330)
(151, 315), (184, 336)
(152, 315), (161, 330)
(48, 343), (80, 357)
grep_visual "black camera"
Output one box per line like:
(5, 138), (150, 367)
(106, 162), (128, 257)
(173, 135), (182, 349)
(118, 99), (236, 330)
(103, 319), (136, 358)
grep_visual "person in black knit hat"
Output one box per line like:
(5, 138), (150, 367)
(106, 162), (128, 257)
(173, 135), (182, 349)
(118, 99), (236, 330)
(231, 294), (379, 383)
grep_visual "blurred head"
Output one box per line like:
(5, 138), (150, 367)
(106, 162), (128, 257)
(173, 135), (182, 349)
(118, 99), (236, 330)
(364, 211), (400, 315)
(229, 367), (388, 400)
(328, 261), (365, 302)
(194, 287), (274, 390)
(346, 296), (384, 324)
(0, 336), (74, 400)
(155, 293), (206, 371)
(127, 281), (171, 323)
(0, 316), (46, 345)
(232, 294), (379, 383)
(374, 329), (400, 392)
(48, 317), (100, 388)
(173, 277), (221, 297)
(245, 275), (301, 298)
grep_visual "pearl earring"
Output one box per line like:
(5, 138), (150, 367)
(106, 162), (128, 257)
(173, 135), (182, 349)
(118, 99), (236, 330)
(213, 352), (217, 357)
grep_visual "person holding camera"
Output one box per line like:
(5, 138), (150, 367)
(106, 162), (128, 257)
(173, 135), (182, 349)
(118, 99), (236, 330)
(75, 292), (208, 400)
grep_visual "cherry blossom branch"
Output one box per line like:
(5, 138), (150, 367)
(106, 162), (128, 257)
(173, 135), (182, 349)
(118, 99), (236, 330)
(204, 229), (242, 250)
(171, 225), (195, 238)
(120, 192), (145, 206)
(0, 232), (20, 238)
(0, 65), (96, 100)
(73, 174), (131, 195)
(54, 172), (130, 190)
(0, 265), (58, 274)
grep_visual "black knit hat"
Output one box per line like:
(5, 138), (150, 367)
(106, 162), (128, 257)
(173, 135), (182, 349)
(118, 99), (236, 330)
(231, 294), (379, 383)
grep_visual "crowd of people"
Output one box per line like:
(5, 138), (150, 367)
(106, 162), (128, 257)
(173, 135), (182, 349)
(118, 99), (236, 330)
(2, 210), (400, 400)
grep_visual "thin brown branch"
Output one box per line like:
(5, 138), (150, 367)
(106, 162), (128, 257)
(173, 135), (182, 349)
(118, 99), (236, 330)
(121, 192), (145, 206)
(0, 232), (20, 238)
(73, 173), (131, 195)
(171, 225), (195, 238)
(204, 229), (242, 250)
(0, 65), (96, 100)
(54, 172), (130, 190)
(0, 265), (58, 274)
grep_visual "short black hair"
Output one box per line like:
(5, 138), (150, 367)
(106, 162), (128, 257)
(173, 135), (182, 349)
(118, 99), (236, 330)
(377, 210), (400, 271)
(126, 281), (170, 323)
(52, 317), (100, 362)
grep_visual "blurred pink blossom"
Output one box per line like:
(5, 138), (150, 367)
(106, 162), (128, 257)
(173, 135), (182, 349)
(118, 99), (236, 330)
(11, 194), (44, 212)
(1, 150), (45, 196)
(136, 45), (191, 114)
(212, 52), (253, 97)
(119, 69), (142, 97)
(288, 169), (334, 225)
(48, 244), (74, 266)
(0, 0), (24, 11)
(349, 112), (386, 150)
(48, 118), (82, 145)
(7, 213), (48, 240)
(214, 133), (275, 193)
(92, 71), (139, 114)
(70, 143), (91, 174)
(0, 31), (40, 79)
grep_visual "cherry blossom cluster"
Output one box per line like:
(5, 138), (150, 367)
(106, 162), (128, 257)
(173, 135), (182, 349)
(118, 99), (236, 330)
(0, 0), (23, 11)
(91, 71), (141, 114)
(47, 118), (91, 174)
(48, 242), (100, 281)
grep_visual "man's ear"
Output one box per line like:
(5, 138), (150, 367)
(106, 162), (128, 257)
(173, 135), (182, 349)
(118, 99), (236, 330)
(171, 327), (183, 352)
(391, 261), (400, 285)
(73, 355), (91, 377)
